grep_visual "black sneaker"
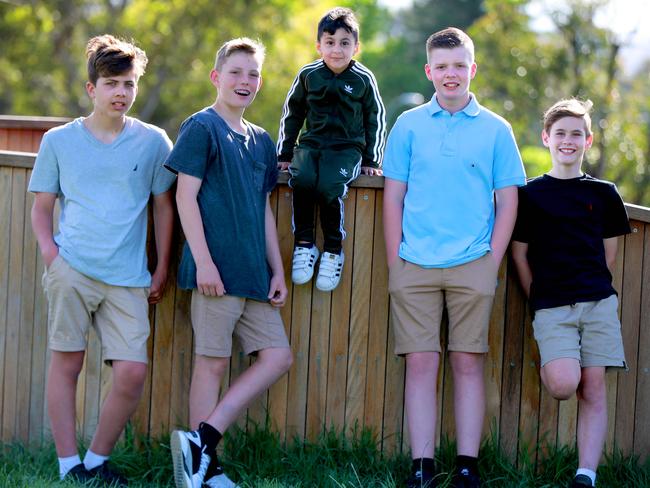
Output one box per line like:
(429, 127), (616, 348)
(451, 467), (481, 488)
(570, 474), (594, 487)
(63, 463), (95, 485)
(171, 429), (211, 488)
(88, 462), (128, 487)
(405, 469), (436, 488)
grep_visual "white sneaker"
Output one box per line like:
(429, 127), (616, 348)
(316, 251), (344, 291)
(203, 472), (239, 488)
(292, 246), (319, 284)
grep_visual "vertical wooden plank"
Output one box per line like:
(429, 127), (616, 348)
(615, 224), (643, 454)
(556, 397), (577, 447)
(16, 186), (37, 441)
(345, 189), (374, 429)
(2, 169), (27, 441)
(325, 192), (356, 431)
(364, 191), (389, 435)
(168, 287), (193, 431)
(633, 223), (650, 457)
(519, 310), (540, 463)
(267, 187), (293, 437)
(382, 310), (405, 454)
(440, 318), (454, 444)
(499, 268), (525, 460)
(29, 250), (49, 444)
(0, 167), (12, 434)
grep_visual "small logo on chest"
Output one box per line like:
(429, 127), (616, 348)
(343, 84), (353, 94)
(339, 167), (349, 177)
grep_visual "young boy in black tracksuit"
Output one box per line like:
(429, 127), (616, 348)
(277, 6), (386, 292)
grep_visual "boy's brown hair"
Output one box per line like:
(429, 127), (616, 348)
(214, 37), (266, 71)
(426, 27), (475, 61)
(543, 98), (593, 136)
(318, 7), (360, 42)
(86, 34), (147, 85)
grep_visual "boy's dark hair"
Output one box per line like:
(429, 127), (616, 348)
(86, 34), (147, 85)
(426, 27), (475, 61)
(543, 98), (593, 136)
(214, 37), (266, 71)
(317, 7), (359, 42)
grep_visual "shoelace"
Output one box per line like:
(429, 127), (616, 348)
(319, 255), (341, 278)
(293, 247), (315, 266)
(197, 451), (211, 480)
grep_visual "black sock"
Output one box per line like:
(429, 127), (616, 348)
(198, 422), (222, 454)
(456, 455), (478, 475)
(295, 242), (313, 249)
(411, 457), (435, 475)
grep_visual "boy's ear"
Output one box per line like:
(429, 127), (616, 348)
(585, 133), (594, 149)
(470, 62), (477, 79)
(85, 81), (96, 100)
(209, 69), (219, 87)
(541, 129), (550, 147)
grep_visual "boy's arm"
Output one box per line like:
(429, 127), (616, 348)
(360, 75), (387, 176)
(603, 236), (618, 275)
(264, 195), (287, 307)
(31, 192), (59, 267)
(149, 190), (174, 304)
(511, 241), (531, 297)
(490, 186), (519, 265)
(277, 72), (307, 168)
(383, 178), (407, 267)
(176, 173), (225, 296)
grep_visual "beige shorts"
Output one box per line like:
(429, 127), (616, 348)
(388, 253), (499, 355)
(191, 291), (289, 357)
(533, 294), (627, 369)
(42, 255), (150, 364)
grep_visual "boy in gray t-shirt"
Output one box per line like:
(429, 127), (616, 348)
(29, 35), (175, 485)
(167, 38), (292, 488)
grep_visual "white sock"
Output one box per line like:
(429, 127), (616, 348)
(58, 454), (82, 479)
(83, 449), (109, 470)
(576, 468), (597, 485)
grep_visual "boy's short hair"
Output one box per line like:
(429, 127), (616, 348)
(426, 27), (475, 61)
(543, 98), (594, 136)
(86, 34), (147, 85)
(317, 7), (360, 43)
(214, 37), (266, 71)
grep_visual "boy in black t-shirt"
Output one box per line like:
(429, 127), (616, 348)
(511, 99), (630, 488)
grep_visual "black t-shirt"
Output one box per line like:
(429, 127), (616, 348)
(512, 173), (630, 311)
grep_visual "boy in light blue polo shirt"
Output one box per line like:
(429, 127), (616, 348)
(383, 27), (525, 488)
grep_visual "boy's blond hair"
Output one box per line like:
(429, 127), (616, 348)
(86, 34), (147, 84)
(543, 98), (593, 136)
(214, 37), (265, 71)
(426, 27), (475, 62)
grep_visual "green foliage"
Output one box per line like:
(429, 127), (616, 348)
(520, 145), (552, 178)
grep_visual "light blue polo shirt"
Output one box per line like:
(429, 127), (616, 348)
(28, 117), (175, 286)
(383, 94), (525, 268)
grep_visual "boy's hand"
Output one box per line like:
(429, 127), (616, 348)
(277, 161), (290, 171)
(148, 268), (168, 304)
(268, 274), (288, 307)
(43, 245), (59, 269)
(361, 166), (382, 176)
(197, 262), (226, 297)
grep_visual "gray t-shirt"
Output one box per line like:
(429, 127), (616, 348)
(28, 117), (175, 286)
(164, 107), (279, 301)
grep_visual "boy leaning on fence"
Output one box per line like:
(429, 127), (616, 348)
(511, 99), (630, 488)
(277, 6), (386, 292)
(165, 38), (293, 488)
(29, 34), (176, 486)
(383, 27), (526, 488)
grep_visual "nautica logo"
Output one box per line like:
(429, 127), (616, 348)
(339, 168), (348, 177)
(343, 84), (353, 94)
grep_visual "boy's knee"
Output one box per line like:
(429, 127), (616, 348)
(543, 375), (578, 400)
(290, 170), (317, 191)
(276, 348), (293, 373)
(113, 361), (147, 396)
(406, 352), (438, 377)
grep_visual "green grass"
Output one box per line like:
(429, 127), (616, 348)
(1, 423), (648, 487)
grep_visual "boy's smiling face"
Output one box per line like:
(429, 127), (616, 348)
(543, 116), (593, 171)
(211, 51), (262, 110)
(425, 46), (476, 113)
(317, 27), (359, 74)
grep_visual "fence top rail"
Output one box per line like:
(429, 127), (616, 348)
(0, 115), (72, 130)
(2, 150), (649, 224)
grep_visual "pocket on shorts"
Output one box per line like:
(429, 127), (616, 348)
(45, 254), (63, 274)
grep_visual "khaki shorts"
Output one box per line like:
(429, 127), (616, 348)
(388, 253), (499, 355)
(191, 291), (289, 357)
(42, 255), (150, 364)
(533, 294), (627, 369)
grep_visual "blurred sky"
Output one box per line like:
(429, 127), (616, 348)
(378, 0), (649, 76)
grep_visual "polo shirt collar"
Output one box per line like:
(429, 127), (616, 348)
(427, 93), (481, 117)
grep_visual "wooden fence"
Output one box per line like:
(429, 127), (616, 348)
(1, 118), (649, 464)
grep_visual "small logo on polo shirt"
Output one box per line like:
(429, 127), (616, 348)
(344, 84), (353, 94)
(132, 164), (138, 171)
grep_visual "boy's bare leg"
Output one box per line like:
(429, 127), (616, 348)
(404, 351), (440, 459)
(47, 351), (86, 457)
(576, 367), (607, 471)
(189, 355), (229, 429)
(205, 347), (292, 433)
(540, 358), (581, 400)
(88, 360), (147, 455)
(450, 351), (485, 456)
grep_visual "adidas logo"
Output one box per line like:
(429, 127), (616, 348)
(339, 167), (348, 177)
(344, 84), (353, 94)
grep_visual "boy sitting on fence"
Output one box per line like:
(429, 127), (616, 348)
(165, 38), (293, 488)
(29, 34), (176, 486)
(511, 98), (630, 488)
(277, 6), (386, 292)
